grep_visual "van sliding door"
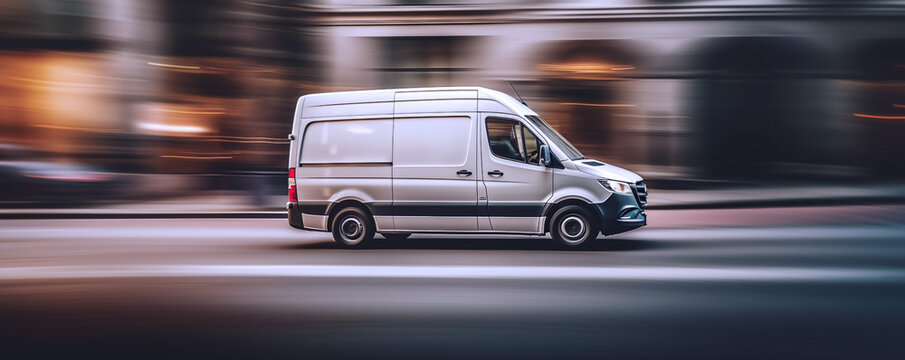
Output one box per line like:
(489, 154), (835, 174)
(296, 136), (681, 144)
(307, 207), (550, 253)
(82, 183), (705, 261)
(391, 90), (479, 231)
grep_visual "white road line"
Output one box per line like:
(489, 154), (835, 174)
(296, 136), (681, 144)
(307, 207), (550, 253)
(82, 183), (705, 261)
(2, 224), (902, 240)
(0, 265), (902, 282)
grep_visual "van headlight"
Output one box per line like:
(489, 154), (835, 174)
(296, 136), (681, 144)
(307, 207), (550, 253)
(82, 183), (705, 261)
(598, 179), (633, 194)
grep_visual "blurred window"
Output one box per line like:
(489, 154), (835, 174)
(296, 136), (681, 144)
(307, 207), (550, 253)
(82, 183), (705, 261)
(379, 37), (470, 88)
(486, 117), (542, 164)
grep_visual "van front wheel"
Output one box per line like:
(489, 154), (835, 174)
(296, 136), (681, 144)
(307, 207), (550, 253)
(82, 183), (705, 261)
(332, 207), (375, 248)
(550, 205), (598, 248)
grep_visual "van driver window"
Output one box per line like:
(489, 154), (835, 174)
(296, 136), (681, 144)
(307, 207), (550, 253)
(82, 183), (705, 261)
(486, 118), (525, 162)
(486, 117), (546, 165)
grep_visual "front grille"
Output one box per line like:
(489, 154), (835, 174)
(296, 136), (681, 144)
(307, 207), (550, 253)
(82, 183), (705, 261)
(633, 181), (648, 209)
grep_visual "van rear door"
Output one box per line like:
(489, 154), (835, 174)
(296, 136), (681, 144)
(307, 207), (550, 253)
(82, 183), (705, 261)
(391, 90), (479, 231)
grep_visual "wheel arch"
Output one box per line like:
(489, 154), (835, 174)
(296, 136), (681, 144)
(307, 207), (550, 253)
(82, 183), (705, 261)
(327, 198), (374, 231)
(542, 197), (601, 235)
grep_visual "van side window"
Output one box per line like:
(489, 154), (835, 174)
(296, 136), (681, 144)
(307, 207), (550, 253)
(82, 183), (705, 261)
(300, 119), (393, 164)
(486, 118), (526, 162)
(486, 117), (545, 165)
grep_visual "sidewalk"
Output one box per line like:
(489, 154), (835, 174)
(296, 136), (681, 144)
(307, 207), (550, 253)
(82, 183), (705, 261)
(648, 183), (905, 209)
(0, 192), (285, 219)
(1, 184), (904, 219)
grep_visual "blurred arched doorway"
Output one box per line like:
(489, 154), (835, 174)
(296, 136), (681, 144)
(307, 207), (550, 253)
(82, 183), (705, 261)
(537, 40), (642, 165)
(690, 37), (828, 180)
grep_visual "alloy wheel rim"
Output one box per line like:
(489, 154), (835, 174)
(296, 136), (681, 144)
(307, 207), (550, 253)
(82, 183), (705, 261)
(340, 216), (363, 242)
(560, 215), (586, 243)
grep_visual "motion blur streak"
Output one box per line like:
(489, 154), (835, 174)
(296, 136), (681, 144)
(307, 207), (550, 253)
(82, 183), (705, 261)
(1, 0), (904, 205)
(853, 113), (905, 120)
(2, 264), (904, 282)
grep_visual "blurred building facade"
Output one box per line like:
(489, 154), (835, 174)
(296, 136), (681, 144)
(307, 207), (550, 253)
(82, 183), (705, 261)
(315, 0), (905, 182)
(1, 0), (904, 200)
(0, 0), (315, 196)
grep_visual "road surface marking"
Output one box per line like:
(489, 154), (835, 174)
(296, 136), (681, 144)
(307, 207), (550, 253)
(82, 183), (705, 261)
(0, 265), (902, 282)
(1, 224), (902, 240)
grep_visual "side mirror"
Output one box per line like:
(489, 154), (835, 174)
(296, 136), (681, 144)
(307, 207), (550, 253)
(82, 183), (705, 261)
(539, 144), (552, 167)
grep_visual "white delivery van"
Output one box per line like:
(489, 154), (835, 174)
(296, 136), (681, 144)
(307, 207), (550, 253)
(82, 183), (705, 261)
(287, 87), (647, 247)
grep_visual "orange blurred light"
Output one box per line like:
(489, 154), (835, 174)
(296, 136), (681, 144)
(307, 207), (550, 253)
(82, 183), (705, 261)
(160, 155), (233, 160)
(853, 113), (905, 120)
(33, 124), (122, 133)
(147, 62), (200, 70)
(539, 62), (634, 74)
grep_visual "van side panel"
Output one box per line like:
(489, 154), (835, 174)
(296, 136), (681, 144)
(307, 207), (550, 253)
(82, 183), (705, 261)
(295, 117), (394, 231)
(296, 166), (393, 231)
(390, 89), (479, 232)
(393, 116), (473, 167)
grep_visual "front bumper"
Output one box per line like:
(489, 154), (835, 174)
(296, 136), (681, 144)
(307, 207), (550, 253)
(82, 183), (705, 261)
(594, 192), (647, 236)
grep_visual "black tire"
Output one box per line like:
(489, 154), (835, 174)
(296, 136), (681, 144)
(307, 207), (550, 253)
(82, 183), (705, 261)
(381, 233), (411, 241)
(331, 206), (375, 248)
(550, 205), (598, 248)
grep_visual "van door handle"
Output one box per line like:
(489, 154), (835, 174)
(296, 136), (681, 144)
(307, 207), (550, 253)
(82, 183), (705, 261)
(456, 170), (472, 176)
(487, 170), (504, 177)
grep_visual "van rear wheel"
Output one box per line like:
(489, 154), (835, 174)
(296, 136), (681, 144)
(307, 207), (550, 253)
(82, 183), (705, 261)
(550, 205), (598, 248)
(332, 206), (375, 248)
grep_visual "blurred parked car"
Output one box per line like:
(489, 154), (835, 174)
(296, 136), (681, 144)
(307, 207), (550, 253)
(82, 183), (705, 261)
(0, 144), (125, 204)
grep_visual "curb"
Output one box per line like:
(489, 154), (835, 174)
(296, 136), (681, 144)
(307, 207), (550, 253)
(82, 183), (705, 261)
(646, 196), (905, 210)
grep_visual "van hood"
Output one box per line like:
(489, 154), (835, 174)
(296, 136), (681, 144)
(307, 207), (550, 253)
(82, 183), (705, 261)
(572, 159), (643, 183)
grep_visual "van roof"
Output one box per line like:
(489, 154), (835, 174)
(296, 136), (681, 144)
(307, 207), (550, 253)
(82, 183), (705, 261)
(297, 86), (537, 118)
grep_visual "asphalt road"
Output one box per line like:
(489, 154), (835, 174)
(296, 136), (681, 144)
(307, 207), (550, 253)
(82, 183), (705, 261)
(2, 207), (905, 359)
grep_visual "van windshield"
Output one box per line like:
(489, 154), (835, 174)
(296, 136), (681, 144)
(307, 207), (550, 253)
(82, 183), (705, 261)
(524, 115), (584, 161)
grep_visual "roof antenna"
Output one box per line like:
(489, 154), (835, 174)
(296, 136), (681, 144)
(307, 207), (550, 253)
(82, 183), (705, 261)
(508, 81), (527, 106)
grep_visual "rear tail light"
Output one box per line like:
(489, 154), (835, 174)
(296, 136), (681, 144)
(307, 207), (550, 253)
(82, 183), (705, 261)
(288, 168), (298, 202)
